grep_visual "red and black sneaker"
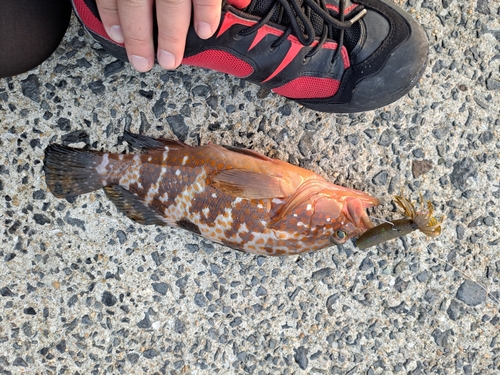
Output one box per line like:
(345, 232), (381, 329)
(72, 0), (428, 113)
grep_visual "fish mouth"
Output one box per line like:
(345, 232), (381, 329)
(343, 193), (380, 233)
(358, 194), (380, 232)
(359, 214), (375, 233)
(353, 211), (376, 233)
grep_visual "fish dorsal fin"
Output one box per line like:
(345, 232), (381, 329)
(222, 145), (274, 162)
(123, 131), (190, 152)
(104, 185), (166, 226)
(211, 169), (291, 199)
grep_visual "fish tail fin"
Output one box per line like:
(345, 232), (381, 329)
(43, 144), (107, 199)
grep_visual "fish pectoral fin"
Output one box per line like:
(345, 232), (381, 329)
(123, 131), (190, 152)
(104, 185), (166, 226)
(211, 169), (288, 199)
(221, 145), (274, 162)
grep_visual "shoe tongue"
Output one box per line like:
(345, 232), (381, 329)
(231, 0), (312, 38)
(227, 0), (361, 52)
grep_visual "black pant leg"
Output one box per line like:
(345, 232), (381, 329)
(0, 0), (72, 78)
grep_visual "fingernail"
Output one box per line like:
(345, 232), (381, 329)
(130, 55), (151, 72)
(195, 22), (213, 39)
(108, 25), (124, 43)
(158, 50), (176, 70)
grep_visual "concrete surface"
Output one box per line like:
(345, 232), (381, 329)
(1, 0), (499, 374)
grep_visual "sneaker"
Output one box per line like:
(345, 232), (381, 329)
(72, 0), (428, 113)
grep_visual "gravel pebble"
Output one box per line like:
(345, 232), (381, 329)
(194, 293), (207, 307)
(143, 349), (159, 359)
(298, 131), (315, 156)
(294, 346), (309, 370)
(127, 353), (140, 364)
(88, 80), (105, 95)
(152, 282), (169, 295)
(20, 74), (40, 102)
(137, 313), (152, 329)
(372, 170), (388, 185)
(412, 159), (433, 178)
(447, 299), (461, 320)
(33, 214), (50, 225)
(311, 267), (334, 280)
(450, 158), (477, 190)
(456, 280), (487, 306)
(13, 357), (28, 367)
(174, 318), (185, 334)
(104, 60), (125, 77)
(256, 286), (267, 297)
(359, 257), (374, 271)
(101, 291), (117, 307)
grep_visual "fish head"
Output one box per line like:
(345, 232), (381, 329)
(273, 180), (379, 251)
(310, 191), (379, 246)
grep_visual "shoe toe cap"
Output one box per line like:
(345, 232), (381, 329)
(347, 0), (429, 111)
(299, 0), (428, 113)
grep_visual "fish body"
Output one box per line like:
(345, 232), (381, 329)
(44, 132), (379, 255)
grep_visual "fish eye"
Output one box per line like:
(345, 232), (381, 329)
(329, 230), (348, 245)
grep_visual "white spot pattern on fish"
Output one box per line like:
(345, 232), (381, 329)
(96, 153), (109, 174)
(144, 166), (168, 204)
(118, 155), (143, 190)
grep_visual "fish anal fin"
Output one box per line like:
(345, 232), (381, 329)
(211, 169), (290, 199)
(123, 131), (190, 152)
(104, 185), (166, 226)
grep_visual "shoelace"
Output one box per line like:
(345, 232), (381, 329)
(238, 0), (366, 62)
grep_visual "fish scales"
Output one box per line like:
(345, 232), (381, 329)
(44, 133), (380, 255)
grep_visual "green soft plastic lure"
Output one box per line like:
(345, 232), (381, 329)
(356, 195), (443, 250)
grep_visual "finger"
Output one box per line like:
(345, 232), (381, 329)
(192, 0), (221, 40)
(96, 0), (124, 43)
(118, 0), (155, 72)
(155, 0), (192, 70)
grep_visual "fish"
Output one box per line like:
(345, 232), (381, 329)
(43, 132), (380, 256)
(355, 194), (443, 250)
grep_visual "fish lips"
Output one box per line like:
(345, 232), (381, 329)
(343, 193), (380, 234)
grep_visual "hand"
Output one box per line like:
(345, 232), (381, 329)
(96, 0), (221, 72)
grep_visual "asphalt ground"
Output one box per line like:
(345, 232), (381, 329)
(1, 0), (499, 373)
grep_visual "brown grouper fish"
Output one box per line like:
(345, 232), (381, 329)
(43, 132), (379, 256)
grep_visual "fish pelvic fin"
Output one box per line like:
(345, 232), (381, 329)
(103, 186), (167, 226)
(43, 144), (107, 199)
